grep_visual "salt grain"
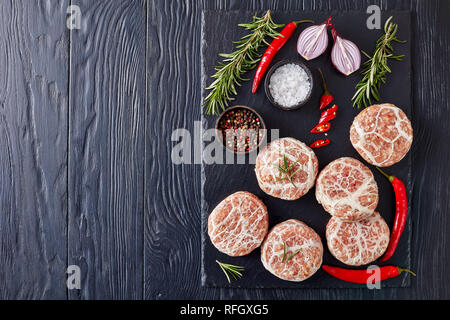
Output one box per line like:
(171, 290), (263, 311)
(269, 63), (311, 108)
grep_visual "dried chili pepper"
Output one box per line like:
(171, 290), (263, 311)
(252, 20), (314, 93)
(311, 122), (331, 133)
(376, 167), (408, 262)
(317, 68), (334, 109)
(322, 265), (415, 284)
(318, 104), (337, 124)
(310, 138), (330, 148)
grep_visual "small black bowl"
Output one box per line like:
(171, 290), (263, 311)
(264, 59), (314, 111)
(215, 105), (266, 154)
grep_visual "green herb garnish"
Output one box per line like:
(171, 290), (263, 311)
(285, 249), (301, 262)
(204, 10), (283, 115)
(216, 260), (245, 283)
(351, 16), (406, 108)
(276, 154), (301, 187)
(281, 241), (301, 263)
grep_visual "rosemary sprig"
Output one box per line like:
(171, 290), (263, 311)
(276, 154), (301, 187)
(285, 249), (301, 262)
(351, 16), (406, 109)
(204, 10), (284, 115)
(216, 260), (245, 283)
(281, 241), (301, 263)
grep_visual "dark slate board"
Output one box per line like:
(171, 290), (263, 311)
(201, 10), (411, 288)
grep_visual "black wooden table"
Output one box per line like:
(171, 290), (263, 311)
(0, 0), (449, 300)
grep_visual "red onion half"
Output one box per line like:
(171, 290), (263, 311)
(296, 18), (330, 60)
(297, 16), (361, 76)
(330, 28), (361, 76)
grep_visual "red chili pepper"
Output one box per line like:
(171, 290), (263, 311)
(317, 68), (334, 109)
(322, 265), (416, 284)
(318, 104), (337, 124)
(310, 138), (330, 148)
(252, 20), (314, 94)
(311, 122), (331, 133)
(376, 167), (408, 262)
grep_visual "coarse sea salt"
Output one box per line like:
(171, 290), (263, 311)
(269, 63), (311, 108)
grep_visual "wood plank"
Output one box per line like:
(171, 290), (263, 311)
(68, 0), (146, 299)
(407, 0), (450, 299)
(145, 0), (217, 300)
(146, 0), (450, 299)
(0, 0), (69, 299)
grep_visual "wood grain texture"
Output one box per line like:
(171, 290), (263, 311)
(0, 0), (69, 299)
(146, 0), (214, 300)
(68, 0), (146, 299)
(147, 0), (450, 299)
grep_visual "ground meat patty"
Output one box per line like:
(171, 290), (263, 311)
(261, 219), (323, 281)
(315, 157), (378, 221)
(326, 212), (390, 266)
(350, 103), (413, 167)
(255, 137), (318, 200)
(208, 191), (268, 256)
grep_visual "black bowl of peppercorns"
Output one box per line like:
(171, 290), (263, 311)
(215, 105), (266, 154)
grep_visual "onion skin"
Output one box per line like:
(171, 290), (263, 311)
(331, 35), (361, 76)
(297, 23), (329, 60)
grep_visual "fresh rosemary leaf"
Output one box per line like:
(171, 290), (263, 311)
(282, 243), (302, 263)
(216, 260), (245, 283)
(283, 154), (288, 169)
(286, 249), (301, 262)
(351, 16), (406, 109)
(276, 154), (299, 187)
(290, 167), (302, 178)
(282, 241), (287, 262)
(204, 10), (284, 115)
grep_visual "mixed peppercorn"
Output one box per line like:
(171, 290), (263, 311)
(217, 108), (264, 153)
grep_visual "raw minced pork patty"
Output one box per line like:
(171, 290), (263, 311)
(208, 191), (268, 256)
(315, 157), (379, 221)
(261, 219), (323, 282)
(326, 212), (390, 266)
(255, 137), (318, 200)
(350, 103), (413, 167)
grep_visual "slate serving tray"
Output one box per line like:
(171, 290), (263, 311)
(201, 10), (411, 288)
